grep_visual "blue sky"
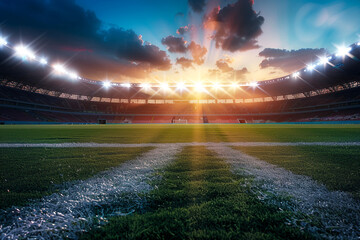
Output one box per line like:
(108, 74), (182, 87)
(254, 0), (360, 50)
(75, 0), (360, 51)
(1, 0), (359, 82)
(71, 0), (360, 81)
(74, 0), (189, 47)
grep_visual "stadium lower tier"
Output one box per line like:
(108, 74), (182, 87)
(0, 85), (359, 124)
(1, 106), (359, 124)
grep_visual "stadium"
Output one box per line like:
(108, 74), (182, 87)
(1, 43), (360, 124)
(0, 0), (360, 239)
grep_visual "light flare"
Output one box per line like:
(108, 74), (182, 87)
(0, 37), (7, 46)
(103, 81), (111, 88)
(14, 45), (36, 60)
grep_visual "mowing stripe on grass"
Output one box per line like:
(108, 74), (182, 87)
(0, 142), (360, 148)
(0, 147), (151, 209)
(208, 145), (360, 239)
(0, 146), (182, 239)
(81, 146), (313, 240)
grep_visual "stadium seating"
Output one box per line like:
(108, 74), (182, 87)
(1, 42), (359, 124)
(1, 84), (359, 124)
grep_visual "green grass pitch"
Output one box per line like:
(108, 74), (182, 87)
(1, 124), (360, 143)
(0, 124), (359, 239)
(81, 147), (314, 240)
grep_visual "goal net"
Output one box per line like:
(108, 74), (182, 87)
(172, 119), (188, 124)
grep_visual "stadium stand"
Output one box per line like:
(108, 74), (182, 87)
(0, 43), (359, 124)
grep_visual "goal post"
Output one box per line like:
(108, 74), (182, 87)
(172, 119), (188, 124)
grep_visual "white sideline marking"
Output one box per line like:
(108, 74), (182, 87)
(208, 145), (360, 239)
(0, 145), (183, 239)
(1, 142), (359, 239)
(0, 141), (360, 148)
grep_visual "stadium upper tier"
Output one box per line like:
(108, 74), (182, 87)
(0, 39), (360, 99)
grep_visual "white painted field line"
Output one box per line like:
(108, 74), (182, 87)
(0, 141), (360, 148)
(0, 145), (183, 239)
(209, 145), (360, 239)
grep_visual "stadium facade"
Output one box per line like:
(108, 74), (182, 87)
(0, 41), (359, 124)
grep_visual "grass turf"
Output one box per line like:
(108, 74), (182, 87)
(234, 146), (360, 198)
(0, 147), (150, 209)
(81, 146), (314, 240)
(0, 124), (360, 143)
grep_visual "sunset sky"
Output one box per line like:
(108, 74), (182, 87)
(1, 0), (359, 84)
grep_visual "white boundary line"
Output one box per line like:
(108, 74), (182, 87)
(0, 145), (182, 239)
(0, 142), (360, 148)
(208, 145), (360, 239)
(1, 142), (360, 239)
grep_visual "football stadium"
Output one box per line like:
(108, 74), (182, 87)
(0, 0), (360, 239)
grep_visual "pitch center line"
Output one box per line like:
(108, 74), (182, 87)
(0, 142), (360, 148)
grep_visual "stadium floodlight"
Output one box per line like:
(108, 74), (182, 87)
(39, 58), (48, 65)
(28, 52), (36, 60)
(292, 72), (300, 78)
(336, 46), (351, 57)
(319, 57), (329, 65)
(212, 82), (221, 89)
(306, 64), (315, 71)
(160, 82), (169, 90)
(230, 82), (239, 88)
(121, 83), (131, 88)
(249, 82), (258, 87)
(68, 72), (78, 80)
(103, 81), (111, 88)
(176, 82), (186, 91)
(53, 63), (66, 74)
(0, 37), (7, 46)
(140, 83), (151, 90)
(194, 82), (204, 92)
(14, 45), (36, 60)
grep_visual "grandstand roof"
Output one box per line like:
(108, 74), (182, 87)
(0, 43), (360, 100)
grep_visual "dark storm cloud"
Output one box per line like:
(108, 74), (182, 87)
(176, 57), (193, 69)
(188, 0), (206, 13)
(188, 41), (207, 65)
(0, 0), (171, 80)
(234, 67), (248, 79)
(203, 0), (264, 52)
(215, 57), (248, 79)
(68, 52), (151, 79)
(161, 36), (188, 53)
(177, 26), (190, 35)
(161, 38), (207, 66)
(177, 25), (194, 35)
(259, 48), (328, 72)
(105, 29), (171, 70)
(216, 59), (233, 72)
